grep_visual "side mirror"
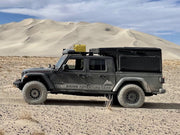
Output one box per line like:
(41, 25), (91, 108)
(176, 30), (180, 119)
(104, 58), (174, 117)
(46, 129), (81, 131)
(53, 65), (55, 69)
(62, 64), (68, 71)
(52, 65), (58, 73)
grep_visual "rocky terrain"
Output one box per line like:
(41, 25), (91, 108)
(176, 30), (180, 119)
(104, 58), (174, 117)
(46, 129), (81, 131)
(0, 56), (179, 135)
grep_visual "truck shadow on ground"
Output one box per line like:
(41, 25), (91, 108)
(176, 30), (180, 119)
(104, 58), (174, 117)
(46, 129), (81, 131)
(45, 99), (105, 107)
(142, 102), (180, 109)
(45, 99), (180, 109)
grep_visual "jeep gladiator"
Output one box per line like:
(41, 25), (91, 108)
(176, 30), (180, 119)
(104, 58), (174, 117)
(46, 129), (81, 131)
(13, 47), (165, 108)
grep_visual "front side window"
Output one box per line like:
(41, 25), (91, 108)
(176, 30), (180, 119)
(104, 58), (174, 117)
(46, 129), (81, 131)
(89, 59), (105, 70)
(66, 58), (84, 70)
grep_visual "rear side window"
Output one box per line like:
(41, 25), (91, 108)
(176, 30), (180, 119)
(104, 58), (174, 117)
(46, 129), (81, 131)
(119, 56), (161, 72)
(89, 59), (105, 70)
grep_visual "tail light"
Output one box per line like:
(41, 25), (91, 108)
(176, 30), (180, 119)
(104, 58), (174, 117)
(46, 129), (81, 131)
(159, 77), (165, 83)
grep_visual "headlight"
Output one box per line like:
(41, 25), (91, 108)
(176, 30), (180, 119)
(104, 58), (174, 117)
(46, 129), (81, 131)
(21, 72), (24, 77)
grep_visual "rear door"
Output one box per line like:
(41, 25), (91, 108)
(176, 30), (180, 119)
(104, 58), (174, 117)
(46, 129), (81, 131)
(86, 57), (115, 91)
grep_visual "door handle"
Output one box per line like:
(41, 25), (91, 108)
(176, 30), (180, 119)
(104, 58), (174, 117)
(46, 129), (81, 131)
(99, 75), (106, 78)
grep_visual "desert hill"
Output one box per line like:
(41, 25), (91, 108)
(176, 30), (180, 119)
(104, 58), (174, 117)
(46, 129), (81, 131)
(0, 18), (180, 59)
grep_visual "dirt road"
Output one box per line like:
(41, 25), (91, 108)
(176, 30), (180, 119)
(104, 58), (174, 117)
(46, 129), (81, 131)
(0, 57), (179, 135)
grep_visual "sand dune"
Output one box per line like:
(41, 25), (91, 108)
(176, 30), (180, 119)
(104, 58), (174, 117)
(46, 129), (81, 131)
(0, 18), (180, 59)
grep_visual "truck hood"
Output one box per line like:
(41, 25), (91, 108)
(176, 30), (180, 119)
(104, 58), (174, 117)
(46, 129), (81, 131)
(22, 67), (52, 74)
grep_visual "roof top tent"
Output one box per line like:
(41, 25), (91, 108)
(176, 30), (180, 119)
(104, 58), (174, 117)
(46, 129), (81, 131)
(89, 47), (162, 73)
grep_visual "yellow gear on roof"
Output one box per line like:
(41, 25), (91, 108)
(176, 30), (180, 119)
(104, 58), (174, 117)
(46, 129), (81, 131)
(74, 44), (86, 52)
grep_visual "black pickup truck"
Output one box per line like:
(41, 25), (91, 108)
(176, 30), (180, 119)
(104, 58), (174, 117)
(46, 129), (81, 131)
(14, 47), (165, 108)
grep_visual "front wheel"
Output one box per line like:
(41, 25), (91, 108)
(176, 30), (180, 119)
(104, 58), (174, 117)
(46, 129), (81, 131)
(117, 84), (145, 108)
(22, 81), (47, 104)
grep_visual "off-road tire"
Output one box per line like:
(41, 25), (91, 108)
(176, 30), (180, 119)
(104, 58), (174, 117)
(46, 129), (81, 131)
(22, 81), (47, 104)
(117, 84), (145, 108)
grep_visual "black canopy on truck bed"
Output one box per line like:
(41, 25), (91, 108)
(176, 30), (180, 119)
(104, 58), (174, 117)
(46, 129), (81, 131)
(89, 47), (162, 73)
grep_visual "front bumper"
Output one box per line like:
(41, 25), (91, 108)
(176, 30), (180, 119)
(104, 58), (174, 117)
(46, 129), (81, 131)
(13, 79), (23, 89)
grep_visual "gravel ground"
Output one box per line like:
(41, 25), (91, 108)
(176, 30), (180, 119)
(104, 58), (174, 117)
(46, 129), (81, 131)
(0, 57), (180, 135)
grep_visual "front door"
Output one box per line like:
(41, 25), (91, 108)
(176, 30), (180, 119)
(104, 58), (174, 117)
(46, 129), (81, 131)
(52, 57), (87, 91)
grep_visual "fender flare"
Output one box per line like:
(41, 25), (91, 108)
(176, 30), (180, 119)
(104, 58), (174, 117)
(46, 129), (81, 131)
(21, 73), (55, 90)
(113, 77), (151, 93)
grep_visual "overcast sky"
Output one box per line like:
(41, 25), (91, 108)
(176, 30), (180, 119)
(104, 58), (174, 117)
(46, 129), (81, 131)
(0, 0), (180, 45)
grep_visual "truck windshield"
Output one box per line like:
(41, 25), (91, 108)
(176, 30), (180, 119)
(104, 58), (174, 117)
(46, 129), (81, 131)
(55, 54), (68, 68)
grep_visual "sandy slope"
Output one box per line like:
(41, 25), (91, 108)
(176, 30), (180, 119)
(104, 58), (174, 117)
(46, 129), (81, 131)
(0, 19), (180, 59)
(0, 57), (180, 135)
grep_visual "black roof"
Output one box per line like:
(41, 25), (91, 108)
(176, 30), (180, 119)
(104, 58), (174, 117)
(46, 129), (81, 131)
(89, 47), (161, 53)
(89, 47), (161, 58)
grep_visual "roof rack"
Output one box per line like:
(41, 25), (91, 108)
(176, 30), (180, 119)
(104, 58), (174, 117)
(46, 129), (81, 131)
(63, 49), (93, 56)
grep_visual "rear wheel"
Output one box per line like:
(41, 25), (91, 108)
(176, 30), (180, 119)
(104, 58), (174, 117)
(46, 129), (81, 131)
(117, 84), (145, 108)
(22, 81), (47, 104)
